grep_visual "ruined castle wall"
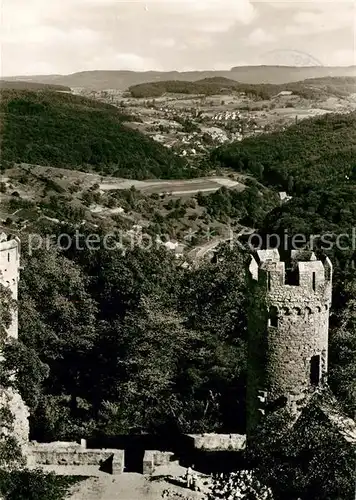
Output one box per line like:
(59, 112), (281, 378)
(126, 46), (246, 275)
(186, 433), (246, 451)
(142, 450), (175, 474)
(29, 443), (124, 474)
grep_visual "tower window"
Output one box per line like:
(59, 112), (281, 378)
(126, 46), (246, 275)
(312, 272), (316, 291)
(267, 272), (271, 291)
(8, 253), (10, 262)
(269, 306), (278, 327)
(310, 355), (321, 386)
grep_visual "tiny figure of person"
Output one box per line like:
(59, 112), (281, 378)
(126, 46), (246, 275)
(185, 466), (193, 489)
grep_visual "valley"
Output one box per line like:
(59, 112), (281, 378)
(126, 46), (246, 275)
(73, 76), (356, 160)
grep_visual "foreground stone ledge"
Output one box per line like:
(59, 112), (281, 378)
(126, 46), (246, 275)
(186, 433), (246, 451)
(28, 442), (124, 474)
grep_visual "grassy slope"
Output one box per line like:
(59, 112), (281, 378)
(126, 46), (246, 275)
(0, 89), (189, 180)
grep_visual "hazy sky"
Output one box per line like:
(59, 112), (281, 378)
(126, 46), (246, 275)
(1, 0), (355, 76)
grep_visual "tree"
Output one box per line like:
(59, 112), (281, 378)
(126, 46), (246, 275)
(0, 284), (16, 342)
(329, 277), (356, 416)
(95, 296), (196, 434)
(0, 284), (23, 469)
(177, 245), (248, 431)
(0, 284), (75, 500)
(0, 469), (77, 500)
(246, 399), (354, 500)
(18, 245), (98, 432)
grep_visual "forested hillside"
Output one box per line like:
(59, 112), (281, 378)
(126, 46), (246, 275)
(211, 112), (356, 194)
(0, 90), (189, 179)
(128, 76), (356, 99)
(128, 77), (321, 99)
(0, 81), (71, 92)
(128, 77), (278, 98)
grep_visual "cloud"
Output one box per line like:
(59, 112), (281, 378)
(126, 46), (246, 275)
(150, 38), (177, 49)
(0, 0), (354, 76)
(325, 49), (356, 66)
(285, 4), (354, 35)
(246, 28), (276, 46)
(88, 53), (159, 72)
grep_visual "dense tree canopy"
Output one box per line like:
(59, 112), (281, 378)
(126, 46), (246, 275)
(5, 237), (248, 441)
(211, 112), (356, 195)
(247, 401), (354, 500)
(0, 90), (189, 179)
(128, 77), (343, 99)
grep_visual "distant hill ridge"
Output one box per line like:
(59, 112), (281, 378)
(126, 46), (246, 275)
(128, 76), (356, 99)
(2, 65), (355, 90)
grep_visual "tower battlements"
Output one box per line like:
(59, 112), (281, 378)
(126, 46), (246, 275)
(246, 249), (333, 437)
(248, 249), (332, 307)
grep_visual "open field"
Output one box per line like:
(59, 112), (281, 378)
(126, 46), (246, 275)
(2, 165), (244, 195)
(99, 177), (242, 195)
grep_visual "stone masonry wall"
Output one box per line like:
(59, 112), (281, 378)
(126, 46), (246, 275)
(142, 450), (175, 474)
(29, 442), (124, 474)
(187, 433), (246, 451)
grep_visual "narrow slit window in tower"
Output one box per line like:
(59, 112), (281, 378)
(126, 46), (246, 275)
(310, 355), (321, 386)
(8, 252), (10, 262)
(312, 272), (316, 291)
(269, 306), (278, 327)
(267, 272), (271, 291)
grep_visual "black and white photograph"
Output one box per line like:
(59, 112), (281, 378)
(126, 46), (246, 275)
(0, 1), (355, 498)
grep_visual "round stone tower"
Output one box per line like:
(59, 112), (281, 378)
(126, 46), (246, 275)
(0, 232), (20, 339)
(0, 232), (30, 453)
(246, 249), (332, 437)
